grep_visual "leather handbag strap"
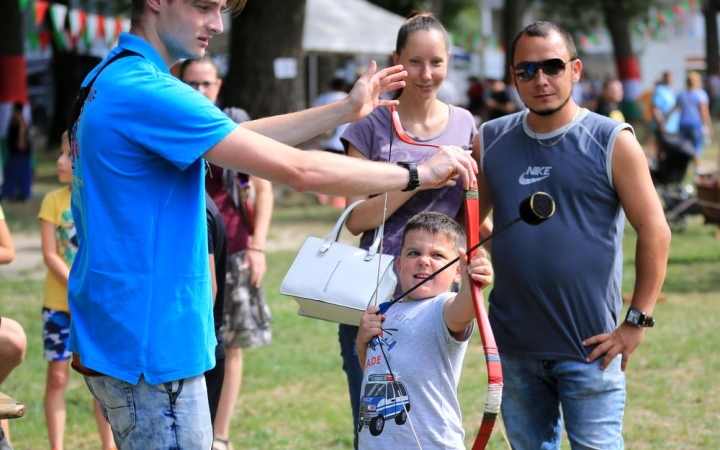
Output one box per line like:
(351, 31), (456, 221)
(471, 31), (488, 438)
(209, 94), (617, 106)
(321, 200), (386, 261)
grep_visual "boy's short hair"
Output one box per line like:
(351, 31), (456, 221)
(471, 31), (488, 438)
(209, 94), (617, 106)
(401, 211), (466, 251)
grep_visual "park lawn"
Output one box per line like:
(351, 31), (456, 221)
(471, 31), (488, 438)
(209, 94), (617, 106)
(2, 136), (720, 448)
(2, 212), (720, 449)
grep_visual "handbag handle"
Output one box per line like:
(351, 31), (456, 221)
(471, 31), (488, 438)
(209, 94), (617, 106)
(320, 200), (385, 261)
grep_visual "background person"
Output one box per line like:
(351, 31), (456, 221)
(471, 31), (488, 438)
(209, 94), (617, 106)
(202, 192), (228, 432)
(339, 11), (491, 449)
(356, 212), (492, 449)
(39, 132), (115, 450)
(1, 103), (32, 203)
(312, 77), (351, 208)
(475, 21), (670, 449)
(669, 70), (713, 166)
(178, 56), (275, 450)
(0, 205), (25, 450)
(595, 77), (625, 122)
(68, 0), (477, 447)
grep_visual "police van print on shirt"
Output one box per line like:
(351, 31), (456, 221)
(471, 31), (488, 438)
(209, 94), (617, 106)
(358, 327), (412, 437)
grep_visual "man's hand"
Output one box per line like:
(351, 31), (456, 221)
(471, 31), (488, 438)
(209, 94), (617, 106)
(583, 323), (647, 371)
(417, 145), (478, 191)
(344, 61), (407, 123)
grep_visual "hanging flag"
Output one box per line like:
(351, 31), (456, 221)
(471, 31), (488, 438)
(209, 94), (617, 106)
(96, 14), (105, 40)
(104, 15), (116, 44)
(35, 0), (49, 26)
(49, 3), (68, 34)
(85, 13), (98, 46)
(39, 30), (52, 51)
(68, 9), (87, 38)
(27, 33), (39, 51)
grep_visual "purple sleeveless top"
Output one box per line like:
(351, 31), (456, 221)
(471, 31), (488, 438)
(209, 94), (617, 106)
(341, 104), (477, 294)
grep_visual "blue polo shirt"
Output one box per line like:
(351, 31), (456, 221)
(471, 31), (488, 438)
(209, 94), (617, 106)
(68, 33), (237, 385)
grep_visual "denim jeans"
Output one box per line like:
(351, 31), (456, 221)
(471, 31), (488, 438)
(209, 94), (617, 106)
(679, 124), (705, 156)
(85, 374), (212, 450)
(338, 323), (363, 450)
(501, 353), (625, 450)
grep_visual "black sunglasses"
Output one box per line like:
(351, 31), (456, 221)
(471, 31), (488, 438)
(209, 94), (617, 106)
(514, 58), (575, 82)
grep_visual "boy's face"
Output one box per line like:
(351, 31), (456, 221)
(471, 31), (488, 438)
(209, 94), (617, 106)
(397, 229), (461, 301)
(58, 136), (72, 184)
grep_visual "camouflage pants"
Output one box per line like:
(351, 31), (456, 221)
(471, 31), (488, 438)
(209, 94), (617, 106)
(221, 251), (273, 349)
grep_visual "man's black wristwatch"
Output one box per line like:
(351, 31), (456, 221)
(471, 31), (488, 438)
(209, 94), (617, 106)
(398, 161), (420, 192)
(625, 308), (655, 328)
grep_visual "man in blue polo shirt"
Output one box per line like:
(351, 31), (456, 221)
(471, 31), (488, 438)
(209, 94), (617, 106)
(68, 0), (478, 448)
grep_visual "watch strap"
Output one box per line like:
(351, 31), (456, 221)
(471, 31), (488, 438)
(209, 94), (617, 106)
(625, 308), (655, 328)
(398, 162), (420, 192)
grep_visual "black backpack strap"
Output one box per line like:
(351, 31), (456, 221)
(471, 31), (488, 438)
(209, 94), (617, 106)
(69, 49), (142, 137)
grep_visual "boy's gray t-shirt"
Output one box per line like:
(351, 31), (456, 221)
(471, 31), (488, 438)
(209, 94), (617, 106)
(358, 293), (471, 449)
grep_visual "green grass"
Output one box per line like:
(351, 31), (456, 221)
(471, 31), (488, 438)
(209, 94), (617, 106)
(2, 135), (720, 448)
(3, 216), (720, 449)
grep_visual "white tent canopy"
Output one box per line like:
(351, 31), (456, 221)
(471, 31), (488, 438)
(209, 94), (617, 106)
(302, 0), (404, 55)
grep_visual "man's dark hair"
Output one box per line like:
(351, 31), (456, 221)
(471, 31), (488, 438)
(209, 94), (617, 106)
(178, 55), (220, 80)
(509, 21), (578, 67)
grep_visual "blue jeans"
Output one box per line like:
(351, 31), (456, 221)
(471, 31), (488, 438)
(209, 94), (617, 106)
(2, 153), (32, 201)
(85, 374), (212, 449)
(501, 353), (625, 450)
(679, 124), (704, 156)
(338, 323), (362, 450)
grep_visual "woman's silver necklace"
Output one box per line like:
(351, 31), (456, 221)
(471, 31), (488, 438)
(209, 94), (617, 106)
(527, 107), (581, 148)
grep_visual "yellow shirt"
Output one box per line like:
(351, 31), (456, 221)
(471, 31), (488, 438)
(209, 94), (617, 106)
(38, 187), (75, 311)
(0, 204), (5, 219)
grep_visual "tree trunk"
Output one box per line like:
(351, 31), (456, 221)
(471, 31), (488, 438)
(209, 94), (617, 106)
(502, 0), (531, 82)
(225, 0), (307, 119)
(0, 0), (27, 105)
(703, 0), (719, 76)
(602, 1), (642, 119)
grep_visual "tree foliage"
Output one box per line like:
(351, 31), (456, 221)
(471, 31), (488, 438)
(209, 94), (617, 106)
(366, 0), (475, 26)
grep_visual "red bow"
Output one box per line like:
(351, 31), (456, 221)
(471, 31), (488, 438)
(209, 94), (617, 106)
(464, 188), (503, 450)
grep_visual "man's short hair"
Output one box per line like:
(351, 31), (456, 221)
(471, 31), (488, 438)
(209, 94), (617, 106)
(509, 21), (578, 67)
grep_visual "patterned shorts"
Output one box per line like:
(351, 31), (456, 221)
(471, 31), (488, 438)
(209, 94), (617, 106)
(42, 307), (71, 361)
(221, 251), (273, 349)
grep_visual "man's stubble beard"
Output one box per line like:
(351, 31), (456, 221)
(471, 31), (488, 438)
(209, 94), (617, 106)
(527, 90), (573, 117)
(516, 79), (574, 117)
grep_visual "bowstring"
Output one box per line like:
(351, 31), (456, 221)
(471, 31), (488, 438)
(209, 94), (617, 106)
(369, 107), (423, 450)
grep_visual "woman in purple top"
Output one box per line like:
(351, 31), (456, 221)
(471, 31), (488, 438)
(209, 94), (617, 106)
(338, 11), (491, 448)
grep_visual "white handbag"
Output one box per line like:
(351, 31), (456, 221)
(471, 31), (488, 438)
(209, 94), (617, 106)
(280, 200), (397, 326)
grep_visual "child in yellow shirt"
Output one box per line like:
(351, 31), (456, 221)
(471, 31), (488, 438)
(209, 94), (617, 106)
(38, 132), (115, 450)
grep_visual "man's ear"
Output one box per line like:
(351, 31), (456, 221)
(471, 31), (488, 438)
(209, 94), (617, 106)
(146, 0), (162, 14)
(571, 58), (583, 84)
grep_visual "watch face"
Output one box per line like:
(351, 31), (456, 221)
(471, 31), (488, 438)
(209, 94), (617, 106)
(627, 309), (640, 323)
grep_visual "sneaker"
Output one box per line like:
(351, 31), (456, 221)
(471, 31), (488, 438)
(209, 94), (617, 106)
(0, 426), (14, 450)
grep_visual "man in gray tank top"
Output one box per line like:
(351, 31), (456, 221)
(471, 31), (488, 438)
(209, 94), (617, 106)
(475, 21), (671, 449)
